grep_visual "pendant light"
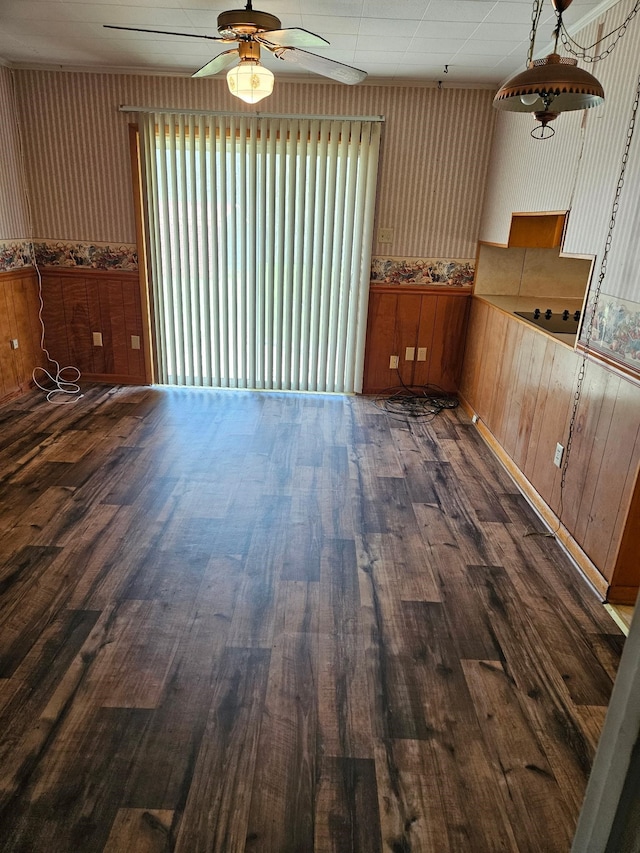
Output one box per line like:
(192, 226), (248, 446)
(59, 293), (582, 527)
(493, 0), (604, 138)
(226, 41), (274, 104)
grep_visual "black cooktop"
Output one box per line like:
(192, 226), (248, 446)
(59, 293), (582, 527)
(515, 308), (581, 334)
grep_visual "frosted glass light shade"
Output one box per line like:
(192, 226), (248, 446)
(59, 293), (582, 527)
(226, 61), (274, 104)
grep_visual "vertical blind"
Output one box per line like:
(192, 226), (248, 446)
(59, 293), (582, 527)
(139, 112), (381, 393)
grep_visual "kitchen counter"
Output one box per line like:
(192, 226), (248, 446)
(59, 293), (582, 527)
(474, 293), (583, 347)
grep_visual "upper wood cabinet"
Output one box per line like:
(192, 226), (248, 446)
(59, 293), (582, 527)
(508, 212), (566, 249)
(363, 286), (470, 394)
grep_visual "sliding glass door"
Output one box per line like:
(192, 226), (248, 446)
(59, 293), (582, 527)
(138, 112), (381, 393)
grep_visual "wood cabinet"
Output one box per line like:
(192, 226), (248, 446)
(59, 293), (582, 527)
(40, 268), (149, 384)
(508, 212), (566, 248)
(0, 267), (47, 403)
(362, 286), (470, 394)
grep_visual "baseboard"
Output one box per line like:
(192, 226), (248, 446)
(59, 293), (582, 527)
(606, 586), (639, 607)
(458, 395), (610, 601)
(80, 373), (148, 385)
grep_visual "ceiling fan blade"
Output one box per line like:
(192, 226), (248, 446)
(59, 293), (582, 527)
(192, 49), (240, 78)
(256, 28), (329, 49)
(103, 24), (226, 41)
(272, 47), (367, 85)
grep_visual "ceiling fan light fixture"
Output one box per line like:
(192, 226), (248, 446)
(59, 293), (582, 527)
(227, 59), (274, 103)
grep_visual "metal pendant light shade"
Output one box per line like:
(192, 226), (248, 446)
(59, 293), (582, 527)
(494, 53), (604, 113)
(492, 0), (605, 137)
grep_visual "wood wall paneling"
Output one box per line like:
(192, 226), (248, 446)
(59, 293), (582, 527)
(40, 269), (147, 385)
(13, 271), (46, 384)
(393, 293), (422, 387)
(363, 287), (470, 394)
(427, 292), (470, 392)
(595, 378), (640, 582)
(458, 299), (488, 410)
(40, 274), (71, 369)
(0, 268), (46, 403)
(66, 276), (95, 372)
(362, 292), (398, 393)
(608, 466), (640, 604)
(412, 295), (437, 388)
(0, 280), (16, 398)
(460, 297), (640, 602)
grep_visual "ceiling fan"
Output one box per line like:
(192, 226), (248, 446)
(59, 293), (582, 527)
(104, 0), (367, 104)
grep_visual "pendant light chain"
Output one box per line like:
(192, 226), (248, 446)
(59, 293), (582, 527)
(559, 0), (640, 62)
(527, 0), (543, 66)
(557, 72), (640, 521)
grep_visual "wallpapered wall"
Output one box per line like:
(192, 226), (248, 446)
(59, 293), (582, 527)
(13, 70), (495, 263)
(478, 0), (640, 373)
(480, 0), (640, 259)
(0, 66), (33, 270)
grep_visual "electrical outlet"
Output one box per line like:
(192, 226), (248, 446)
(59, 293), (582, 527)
(405, 347), (415, 361)
(10, 339), (19, 350)
(417, 347), (427, 361)
(92, 331), (103, 347)
(472, 413), (479, 424)
(554, 442), (564, 467)
(131, 335), (141, 350)
(378, 227), (394, 243)
(389, 355), (399, 369)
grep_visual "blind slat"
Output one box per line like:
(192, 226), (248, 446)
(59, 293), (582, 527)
(140, 112), (381, 393)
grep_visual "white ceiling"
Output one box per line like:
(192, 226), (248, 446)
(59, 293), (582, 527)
(0, 0), (612, 86)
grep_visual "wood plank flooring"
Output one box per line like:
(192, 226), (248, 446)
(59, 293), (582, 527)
(0, 384), (624, 853)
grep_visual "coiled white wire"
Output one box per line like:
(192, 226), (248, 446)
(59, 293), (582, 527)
(31, 265), (83, 404)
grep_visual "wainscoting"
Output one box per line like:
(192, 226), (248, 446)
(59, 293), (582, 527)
(363, 286), (470, 394)
(460, 296), (640, 603)
(40, 268), (149, 385)
(0, 266), (46, 403)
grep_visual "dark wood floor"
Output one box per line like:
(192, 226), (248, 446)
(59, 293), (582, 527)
(0, 384), (624, 853)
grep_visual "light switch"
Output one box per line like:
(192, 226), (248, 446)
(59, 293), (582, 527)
(417, 347), (427, 361)
(131, 335), (141, 350)
(405, 347), (415, 361)
(92, 331), (103, 347)
(10, 339), (19, 350)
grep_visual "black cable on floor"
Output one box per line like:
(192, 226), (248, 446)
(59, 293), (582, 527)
(372, 373), (459, 422)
